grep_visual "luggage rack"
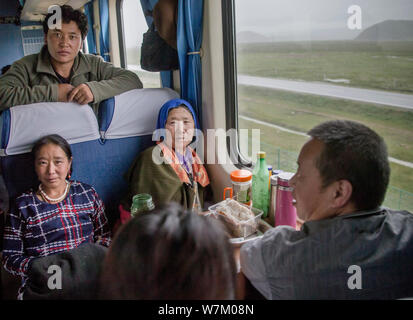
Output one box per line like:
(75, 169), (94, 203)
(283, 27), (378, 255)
(21, 25), (44, 56)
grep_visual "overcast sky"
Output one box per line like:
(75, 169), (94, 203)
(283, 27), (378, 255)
(122, 0), (413, 48)
(122, 0), (148, 49)
(235, 0), (413, 41)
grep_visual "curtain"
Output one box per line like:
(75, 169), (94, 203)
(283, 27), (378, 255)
(140, 0), (157, 25)
(84, 2), (97, 55)
(177, 0), (204, 127)
(140, 0), (173, 88)
(84, 1), (110, 61)
(99, 0), (111, 62)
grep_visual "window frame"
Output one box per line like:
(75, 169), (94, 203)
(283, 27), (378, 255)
(221, 0), (253, 168)
(116, 0), (163, 88)
(116, 0), (127, 68)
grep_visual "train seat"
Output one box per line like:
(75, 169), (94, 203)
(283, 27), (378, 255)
(0, 87), (179, 227)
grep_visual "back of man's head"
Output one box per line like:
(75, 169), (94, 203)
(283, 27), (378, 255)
(308, 120), (390, 211)
(42, 5), (88, 39)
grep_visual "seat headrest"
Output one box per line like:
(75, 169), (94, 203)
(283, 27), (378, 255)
(0, 102), (100, 156)
(98, 88), (179, 140)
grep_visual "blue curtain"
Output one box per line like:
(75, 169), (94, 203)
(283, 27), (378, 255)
(140, 0), (157, 25)
(177, 0), (204, 127)
(140, 0), (173, 88)
(99, 0), (111, 61)
(84, 2), (97, 55)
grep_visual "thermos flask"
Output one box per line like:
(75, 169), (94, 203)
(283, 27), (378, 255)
(275, 172), (297, 228)
(268, 170), (283, 227)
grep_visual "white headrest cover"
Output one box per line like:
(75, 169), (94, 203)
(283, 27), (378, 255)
(103, 88), (179, 139)
(4, 102), (99, 155)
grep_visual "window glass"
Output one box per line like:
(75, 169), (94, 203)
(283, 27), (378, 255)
(234, 0), (413, 211)
(122, 0), (160, 87)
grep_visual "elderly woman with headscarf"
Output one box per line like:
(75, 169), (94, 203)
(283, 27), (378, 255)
(121, 98), (210, 214)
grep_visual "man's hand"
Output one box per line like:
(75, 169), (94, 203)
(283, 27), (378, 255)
(68, 84), (94, 105)
(57, 84), (75, 102)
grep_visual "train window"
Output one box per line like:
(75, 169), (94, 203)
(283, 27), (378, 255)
(228, 0), (413, 211)
(121, 0), (160, 87)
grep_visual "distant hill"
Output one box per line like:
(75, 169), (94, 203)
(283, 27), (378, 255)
(237, 31), (269, 43)
(355, 20), (413, 41)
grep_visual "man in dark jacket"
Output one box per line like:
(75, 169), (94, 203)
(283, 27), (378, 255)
(240, 120), (413, 299)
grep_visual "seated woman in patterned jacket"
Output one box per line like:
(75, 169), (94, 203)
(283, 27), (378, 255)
(2, 134), (111, 299)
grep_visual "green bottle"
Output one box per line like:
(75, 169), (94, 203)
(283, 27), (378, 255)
(130, 193), (155, 217)
(252, 151), (269, 217)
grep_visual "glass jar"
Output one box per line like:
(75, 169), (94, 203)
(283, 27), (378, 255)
(130, 193), (155, 217)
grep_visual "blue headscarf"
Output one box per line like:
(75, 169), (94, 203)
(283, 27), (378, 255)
(154, 99), (200, 142)
(156, 98), (200, 130)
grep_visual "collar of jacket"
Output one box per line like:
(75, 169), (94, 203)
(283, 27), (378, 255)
(36, 45), (92, 78)
(301, 207), (384, 234)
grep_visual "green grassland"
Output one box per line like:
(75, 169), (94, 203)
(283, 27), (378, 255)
(132, 70), (160, 88)
(235, 40), (413, 209)
(238, 110), (413, 211)
(237, 41), (413, 93)
(237, 85), (413, 198)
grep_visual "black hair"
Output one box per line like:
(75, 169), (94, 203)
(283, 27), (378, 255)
(32, 134), (73, 176)
(1, 65), (11, 75)
(100, 202), (237, 299)
(42, 5), (88, 39)
(308, 120), (390, 211)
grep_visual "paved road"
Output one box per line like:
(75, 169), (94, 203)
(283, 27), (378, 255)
(240, 115), (413, 169)
(238, 75), (413, 110)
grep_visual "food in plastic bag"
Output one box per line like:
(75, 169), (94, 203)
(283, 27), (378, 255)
(215, 199), (259, 238)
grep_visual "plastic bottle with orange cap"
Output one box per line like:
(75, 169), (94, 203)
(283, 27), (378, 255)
(223, 169), (252, 206)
